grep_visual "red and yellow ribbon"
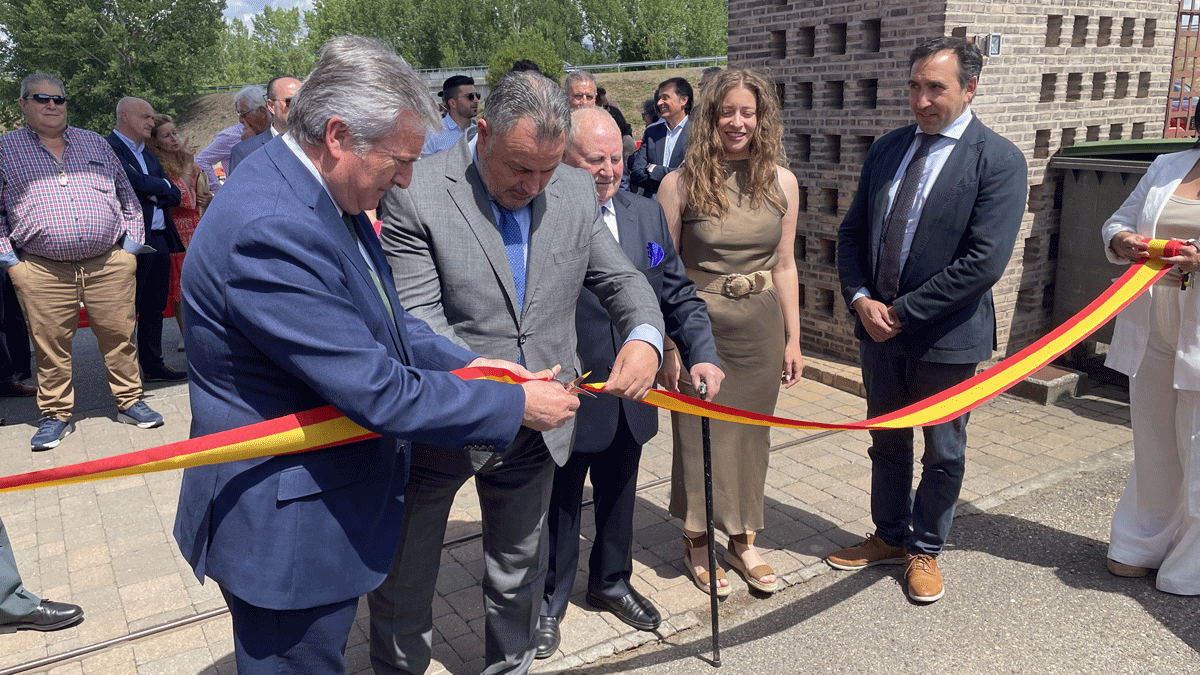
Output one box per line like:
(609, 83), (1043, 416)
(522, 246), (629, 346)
(0, 241), (1178, 494)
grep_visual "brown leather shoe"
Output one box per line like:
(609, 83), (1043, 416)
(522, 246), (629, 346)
(826, 534), (907, 570)
(0, 380), (36, 397)
(1107, 558), (1151, 578)
(904, 554), (944, 603)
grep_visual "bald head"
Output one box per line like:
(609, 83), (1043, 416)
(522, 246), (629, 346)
(116, 97), (155, 142)
(565, 106), (623, 205)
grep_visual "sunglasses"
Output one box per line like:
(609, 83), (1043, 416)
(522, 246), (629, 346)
(24, 94), (67, 105)
(269, 96), (293, 106)
(464, 93), (480, 101)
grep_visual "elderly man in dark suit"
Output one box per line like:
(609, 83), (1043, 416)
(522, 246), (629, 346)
(628, 77), (692, 198)
(106, 97), (187, 383)
(230, 75), (302, 172)
(533, 106), (723, 658)
(831, 36), (1027, 603)
(370, 72), (665, 675)
(173, 36), (579, 675)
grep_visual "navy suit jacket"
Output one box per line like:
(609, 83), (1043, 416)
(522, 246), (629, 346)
(836, 116), (1027, 364)
(228, 129), (272, 173)
(629, 119), (690, 197)
(573, 191), (718, 453)
(105, 133), (184, 253)
(173, 134), (525, 611)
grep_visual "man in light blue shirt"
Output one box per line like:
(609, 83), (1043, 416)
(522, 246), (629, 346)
(421, 75), (478, 157)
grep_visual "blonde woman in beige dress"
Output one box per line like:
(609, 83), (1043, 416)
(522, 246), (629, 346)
(658, 69), (803, 596)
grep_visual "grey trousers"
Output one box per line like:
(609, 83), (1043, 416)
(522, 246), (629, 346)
(368, 429), (555, 675)
(0, 516), (40, 623)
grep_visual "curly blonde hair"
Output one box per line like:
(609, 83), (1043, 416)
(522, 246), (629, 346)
(148, 114), (187, 180)
(680, 68), (787, 218)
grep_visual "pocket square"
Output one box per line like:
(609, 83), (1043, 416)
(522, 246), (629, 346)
(647, 241), (665, 267)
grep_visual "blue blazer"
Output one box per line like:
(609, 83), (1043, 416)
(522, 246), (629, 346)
(573, 191), (718, 453)
(228, 129), (272, 174)
(629, 119), (690, 197)
(105, 133), (185, 253)
(836, 116), (1027, 364)
(173, 135), (525, 611)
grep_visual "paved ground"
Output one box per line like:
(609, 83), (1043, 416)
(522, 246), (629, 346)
(0, 323), (1169, 675)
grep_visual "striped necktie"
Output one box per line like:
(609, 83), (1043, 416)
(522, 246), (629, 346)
(876, 133), (940, 304)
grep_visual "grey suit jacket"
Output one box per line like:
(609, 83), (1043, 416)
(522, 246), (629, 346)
(380, 134), (664, 465)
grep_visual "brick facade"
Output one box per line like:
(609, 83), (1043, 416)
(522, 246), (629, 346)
(728, 0), (1177, 363)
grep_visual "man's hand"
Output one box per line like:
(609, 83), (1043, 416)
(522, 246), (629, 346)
(852, 297), (901, 342)
(519, 379), (579, 431)
(466, 357), (559, 382)
(690, 363), (724, 401)
(658, 348), (682, 392)
(603, 340), (659, 400)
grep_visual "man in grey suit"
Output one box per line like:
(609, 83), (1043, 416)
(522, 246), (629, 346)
(830, 37), (1027, 603)
(229, 75), (301, 172)
(370, 71), (665, 675)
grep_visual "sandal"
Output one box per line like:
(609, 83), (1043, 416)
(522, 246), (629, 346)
(683, 532), (731, 597)
(724, 533), (778, 593)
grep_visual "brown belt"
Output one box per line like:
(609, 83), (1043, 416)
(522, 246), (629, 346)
(687, 269), (773, 298)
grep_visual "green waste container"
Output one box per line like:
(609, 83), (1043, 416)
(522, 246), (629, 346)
(1048, 138), (1195, 344)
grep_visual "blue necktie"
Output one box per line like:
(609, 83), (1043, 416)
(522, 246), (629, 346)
(876, 133), (940, 303)
(497, 205), (526, 312)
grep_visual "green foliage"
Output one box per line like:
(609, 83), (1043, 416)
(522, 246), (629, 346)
(252, 7), (315, 78)
(0, 0), (226, 133)
(487, 33), (565, 87)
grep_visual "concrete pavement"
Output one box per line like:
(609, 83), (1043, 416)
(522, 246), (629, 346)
(0, 324), (1160, 675)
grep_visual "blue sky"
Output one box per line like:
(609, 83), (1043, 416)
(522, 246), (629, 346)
(223, 0), (312, 25)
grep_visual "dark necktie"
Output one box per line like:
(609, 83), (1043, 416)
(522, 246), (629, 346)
(342, 213), (395, 321)
(875, 133), (940, 303)
(496, 205), (526, 312)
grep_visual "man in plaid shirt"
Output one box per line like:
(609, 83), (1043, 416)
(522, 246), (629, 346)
(0, 72), (166, 451)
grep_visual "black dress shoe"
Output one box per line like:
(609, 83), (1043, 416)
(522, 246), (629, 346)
(586, 588), (661, 631)
(0, 600), (84, 634)
(0, 380), (36, 397)
(142, 365), (188, 382)
(533, 615), (560, 660)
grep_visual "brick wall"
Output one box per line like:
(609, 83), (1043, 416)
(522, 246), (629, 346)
(728, 0), (1177, 364)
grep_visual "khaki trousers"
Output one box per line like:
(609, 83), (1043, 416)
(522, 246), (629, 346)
(8, 247), (142, 420)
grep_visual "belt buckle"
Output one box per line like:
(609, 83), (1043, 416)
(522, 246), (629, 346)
(722, 273), (756, 298)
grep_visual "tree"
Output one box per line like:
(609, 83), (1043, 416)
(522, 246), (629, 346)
(213, 18), (260, 85)
(0, 0), (226, 133)
(251, 6), (315, 78)
(486, 32), (565, 86)
(304, 0), (418, 65)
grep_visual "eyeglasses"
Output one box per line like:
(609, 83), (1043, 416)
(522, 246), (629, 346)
(238, 107), (264, 118)
(269, 97), (293, 106)
(463, 93), (480, 101)
(24, 94), (67, 105)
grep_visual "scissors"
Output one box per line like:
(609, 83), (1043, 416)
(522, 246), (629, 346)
(557, 371), (597, 398)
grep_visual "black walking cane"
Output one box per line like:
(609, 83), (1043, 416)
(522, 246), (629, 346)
(697, 381), (721, 667)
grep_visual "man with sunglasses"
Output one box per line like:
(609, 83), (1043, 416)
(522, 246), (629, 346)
(421, 75), (479, 158)
(230, 76), (302, 172)
(197, 84), (268, 193)
(0, 72), (165, 451)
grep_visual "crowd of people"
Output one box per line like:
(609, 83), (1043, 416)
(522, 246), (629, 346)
(0, 31), (1195, 675)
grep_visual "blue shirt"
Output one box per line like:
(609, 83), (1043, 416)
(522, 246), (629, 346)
(423, 115), (475, 158)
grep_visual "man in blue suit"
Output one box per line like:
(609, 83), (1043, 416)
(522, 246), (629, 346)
(173, 35), (580, 675)
(831, 37), (1027, 603)
(106, 97), (187, 383)
(535, 107), (722, 658)
(628, 77), (692, 198)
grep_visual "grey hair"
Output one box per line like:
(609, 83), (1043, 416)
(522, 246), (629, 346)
(481, 70), (570, 142)
(234, 85), (267, 112)
(563, 70), (596, 92)
(566, 105), (617, 145)
(20, 72), (64, 99)
(289, 34), (440, 153)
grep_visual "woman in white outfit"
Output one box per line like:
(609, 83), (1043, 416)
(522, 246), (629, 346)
(1102, 144), (1200, 596)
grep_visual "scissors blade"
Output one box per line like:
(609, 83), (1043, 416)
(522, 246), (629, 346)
(560, 371), (597, 398)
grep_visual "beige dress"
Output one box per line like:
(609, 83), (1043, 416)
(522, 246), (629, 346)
(670, 160), (786, 534)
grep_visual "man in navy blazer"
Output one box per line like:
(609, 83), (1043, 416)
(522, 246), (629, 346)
(230, 76), (302, 173)
(628, 77), (692, 198)
(535, 107), (722, 657)
(173, 36), (579, 675)
(831, 37), (1027, 603)
(106, 97), (186, 382)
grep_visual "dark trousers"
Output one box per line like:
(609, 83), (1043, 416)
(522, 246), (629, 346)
(0, 275), (30, 383)
(221, 587), (358, 675)
(135, 231), (171, 369)
(860, 338), (977, 556)
(542, 415), (643, 619)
